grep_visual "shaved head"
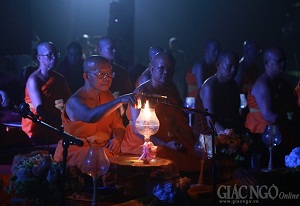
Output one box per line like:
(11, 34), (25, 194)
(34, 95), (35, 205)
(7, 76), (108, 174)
(98, 37), (114, 49)
(37, 42), (55, 55)
(151, 51), (175, 67)
(263, 47), (285, 62)
(83, 55), (111, 73)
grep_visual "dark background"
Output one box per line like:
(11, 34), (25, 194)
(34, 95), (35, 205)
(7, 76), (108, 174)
(1, 0), (300, 84)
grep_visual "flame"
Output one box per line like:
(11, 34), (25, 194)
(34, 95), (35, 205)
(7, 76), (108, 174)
(144, 100), (150, 120)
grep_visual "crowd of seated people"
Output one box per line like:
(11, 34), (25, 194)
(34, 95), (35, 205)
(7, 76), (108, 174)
(1, 36), (300, 184)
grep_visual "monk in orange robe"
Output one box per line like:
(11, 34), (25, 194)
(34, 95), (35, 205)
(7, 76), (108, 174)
(121, 51), (200, 172)
(22, 42), (71, 143)
(245, 47), (300, 167)
(53, 56), (138, 169)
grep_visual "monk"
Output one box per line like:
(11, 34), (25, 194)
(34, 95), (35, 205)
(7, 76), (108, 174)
(54, 56), (138, 169)
(245, 47), (300, 167)
(22, 42), (71, 144)
(121, 51), (200, 171)
(193, 51), (243, 138)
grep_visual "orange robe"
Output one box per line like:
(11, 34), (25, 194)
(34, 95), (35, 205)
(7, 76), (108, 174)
(121, 82), (201, 171)
(22, 71), (71, 141)
(54, 91), (125, 168)
(244, 92), (269, 134)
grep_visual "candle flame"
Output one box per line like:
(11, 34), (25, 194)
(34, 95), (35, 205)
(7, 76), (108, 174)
(144, 100), (150, 119)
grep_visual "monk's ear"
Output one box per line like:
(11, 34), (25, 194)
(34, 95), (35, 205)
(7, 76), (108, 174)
(83, 72), (88, 80)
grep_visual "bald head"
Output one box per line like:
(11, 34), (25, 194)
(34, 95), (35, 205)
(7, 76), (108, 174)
(243, 40), (259, 51)
(98, 37), (114, 48)
(204, 39), (221, 64)
(83, 55), (111, 73)
(263, 47), (285, 62)
(37, 42), (56, 55)
(217, 51), (239, 64)
(148, 46), (163, 61)
(205, 39), (221, 51)
(151, 51), (175, 67)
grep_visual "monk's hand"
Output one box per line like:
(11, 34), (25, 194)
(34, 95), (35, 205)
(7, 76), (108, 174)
(119, 93), (139, 107)
(106, 138), (121, 155)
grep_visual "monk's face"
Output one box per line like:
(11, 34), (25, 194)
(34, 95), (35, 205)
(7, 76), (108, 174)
(217, 54), (239, 82)
(87, 62), (114, 91)
(37, 43), (58, 70)
(99, 40), (116, 61)
(150, 55), (175, 85)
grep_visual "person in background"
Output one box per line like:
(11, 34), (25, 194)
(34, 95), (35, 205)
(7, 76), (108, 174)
(168, 37), (187, 101)
(186, 39), (221, 98)
(98, 37), (133, 126)
(54, 56), (138, 168)
(135, 46), (164, 87)
(56, 42), (84, 93)
(194, 51), (243, 136)
(98, 37), (132, 96)
(121, 51), (200, 171)
(245, 47), (300, 167)
(22, 42), (71, 144)
(0, 71), (23, 123)
(235, 40), (261, 94)
(77, 34), (94, 60)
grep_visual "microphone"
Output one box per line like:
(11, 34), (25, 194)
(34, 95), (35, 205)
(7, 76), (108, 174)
(19, 102), (35, 118)
(137, 92), (168, 99)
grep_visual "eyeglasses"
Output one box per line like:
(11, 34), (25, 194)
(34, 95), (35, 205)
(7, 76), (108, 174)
(87, 71), (116, 79)
(154, 66), (174, 74)
(39, 52), (60, 59)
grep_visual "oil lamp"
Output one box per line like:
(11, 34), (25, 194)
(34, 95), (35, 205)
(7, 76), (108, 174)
(135, 100), (160, 163)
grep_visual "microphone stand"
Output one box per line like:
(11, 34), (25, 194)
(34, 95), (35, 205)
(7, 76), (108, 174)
(21, 113), (83, 206)
(148, 98), (219, 205)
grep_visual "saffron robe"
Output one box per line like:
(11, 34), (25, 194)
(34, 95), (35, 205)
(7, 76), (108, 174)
(54, 91), (125, 169)
(22, 71), (71, 141)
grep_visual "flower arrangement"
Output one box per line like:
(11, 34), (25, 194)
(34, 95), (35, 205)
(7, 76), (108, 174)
(6, 151), (84, 205)
(146, 168), (191, 205)
(285, 147), (300, 169)
(6, 151), (62, 204)
(217, 129), (250, 164)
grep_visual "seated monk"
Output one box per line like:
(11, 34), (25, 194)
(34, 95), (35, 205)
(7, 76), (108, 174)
(54, 56), (138, 170)
(22, 42), (71, 144)
(121, 51), (200, 172)
(245, 47), (300, 167)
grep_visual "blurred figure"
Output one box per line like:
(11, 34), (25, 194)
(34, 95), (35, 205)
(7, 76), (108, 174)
(54, 56), (138, 167)
(19, 47), (39, 95)
(122, 51), (200, 171)
(186, 39), (221, 98)
(56, 42), (84, 93)
(22, 42), (71, 144)
(0, 72), (23, 123)
(98, 37), (133, 126)
(245, 47), (300, 167)
(193, 51), (243, 137)
(135, 46), (164, 87)
(235, 40), (261, 94)
(98, 37), (132, 96)
(77, 34), (94, 59)
(168, 37), (187, 101)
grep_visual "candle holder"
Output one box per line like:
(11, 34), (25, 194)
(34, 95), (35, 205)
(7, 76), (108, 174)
(135, 100), (160, 163)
